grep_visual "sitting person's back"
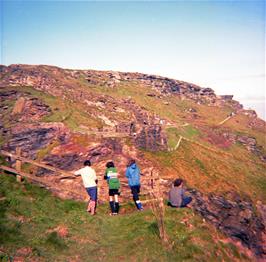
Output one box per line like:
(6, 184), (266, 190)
(169, 186), (184, 207)
(168, 178), (192, 208)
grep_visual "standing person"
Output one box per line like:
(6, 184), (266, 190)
(74, 160), (98, 215)
(104, 161), (120, 215)
(168, 178), (192, 208)
(125, 159), (143, 211)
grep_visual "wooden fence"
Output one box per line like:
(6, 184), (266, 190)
(0, 148), (162, 202)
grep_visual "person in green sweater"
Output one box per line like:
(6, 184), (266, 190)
(104, 161), (121, 215)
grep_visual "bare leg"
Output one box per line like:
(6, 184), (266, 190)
(114, 195), (118, 203)
(90, 201), (96, 215)
(87, 198), (91, 212)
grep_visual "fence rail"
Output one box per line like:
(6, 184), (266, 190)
(0, 147), (161, 201)
(0, 150), (73, 177)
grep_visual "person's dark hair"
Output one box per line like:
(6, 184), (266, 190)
(127, 159), (136, 167)
(173, 178), (183, 187)
(106, 161), (115, 168)
(84, 160), (91, 166)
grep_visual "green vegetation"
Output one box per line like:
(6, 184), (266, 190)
(2, 86), (103, 130)
(166, 127), (180, 148)
(87, 81), (185, 124)
(166, 125), (201, 149)
(36, 140), (60, 160)
(0, 99), (17, 130)
(194, 158), (207, 173)
(145, 139), (266, 204)
(0, 174), (250, 261)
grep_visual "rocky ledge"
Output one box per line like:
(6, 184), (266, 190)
(189, 190), (266, 259)
(3, 123), (70, 159)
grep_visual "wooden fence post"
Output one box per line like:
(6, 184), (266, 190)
(151, 168), (154, 189)
(15, 147), (22, 182)
(149, 169), (169, 246)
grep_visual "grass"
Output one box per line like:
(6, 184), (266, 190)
(0, 173), (250, 262)
(166, 125), (201, 149)
(1, 86), (103, 131)
(86, 81), (186, 124)
(145, 139), (266, 204)
(36, 140), (60, 160)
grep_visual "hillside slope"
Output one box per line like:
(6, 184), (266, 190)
(0, 174), (252, 261)
(0, 64), (265, 259)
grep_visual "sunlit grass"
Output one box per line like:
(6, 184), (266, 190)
(0, 174), (250, 261)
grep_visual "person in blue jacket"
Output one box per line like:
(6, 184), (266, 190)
(125, 159), (143, 210)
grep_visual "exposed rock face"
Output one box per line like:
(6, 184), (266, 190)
(3, 123), (69, 159)
(12, 97), (51, 122)
(243, 110), (257, 118)
(222, 132), (266, 162)
(1, 64), (257, 117)
(0, 64), (69, 97)
(220, 95), (234, 100)
(11, 97), (26, 114)
(115, 122), (134, 134)
(20, 98), (51, 121)
(189, 190), (266, 259)
(135, 74), (181, 94)
(0, 64), (242, 110)
(0, 64), (265, 259)
(135, 125), (167, 151)
(0, 89), (51, 123)
(40, 138), (123, 173)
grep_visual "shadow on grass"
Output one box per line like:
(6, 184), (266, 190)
(45, 231), (68, 251)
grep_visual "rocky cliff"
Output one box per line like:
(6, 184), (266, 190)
(0, 64), (265, 259)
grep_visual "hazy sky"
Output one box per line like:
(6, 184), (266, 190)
(1, 1), (265, 119)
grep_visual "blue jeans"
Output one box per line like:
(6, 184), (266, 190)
(86, 186), (97, 201)
(181, 197), (192, 207)
(168, 197), (192, 208)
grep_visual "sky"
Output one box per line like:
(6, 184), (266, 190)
(1, 0), (265, 119)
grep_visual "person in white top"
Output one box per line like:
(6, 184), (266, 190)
(74, 160), (98, 215)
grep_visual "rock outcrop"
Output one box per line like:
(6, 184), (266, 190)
(189, 190), (266, 258)
(222, 132), (266, 162)
(135, 125), (167, 151)
(3, 123), (69, 159)
(0, 64), (265, 259)
(0, 64), (243, 111)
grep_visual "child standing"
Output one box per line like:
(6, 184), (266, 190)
(104, 161), (120, 215)
(125, 159), (143, 211)
(74, 160), (98, 215)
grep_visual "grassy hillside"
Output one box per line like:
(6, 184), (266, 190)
(1, 79), (265, 204)
(145, 140), (266, 204)
(1, 86), (103, 130)
(0, 173), (250, 262)
(1, 65), (265, 260)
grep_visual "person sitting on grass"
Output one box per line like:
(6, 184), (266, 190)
(168, 178), (192, 208)
(104, 161), (120, 216)
(74, 160), (98, 215)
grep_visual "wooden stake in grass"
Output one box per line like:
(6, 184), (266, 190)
(15, 147), (22, 183)
(149, 169), (169, 247)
